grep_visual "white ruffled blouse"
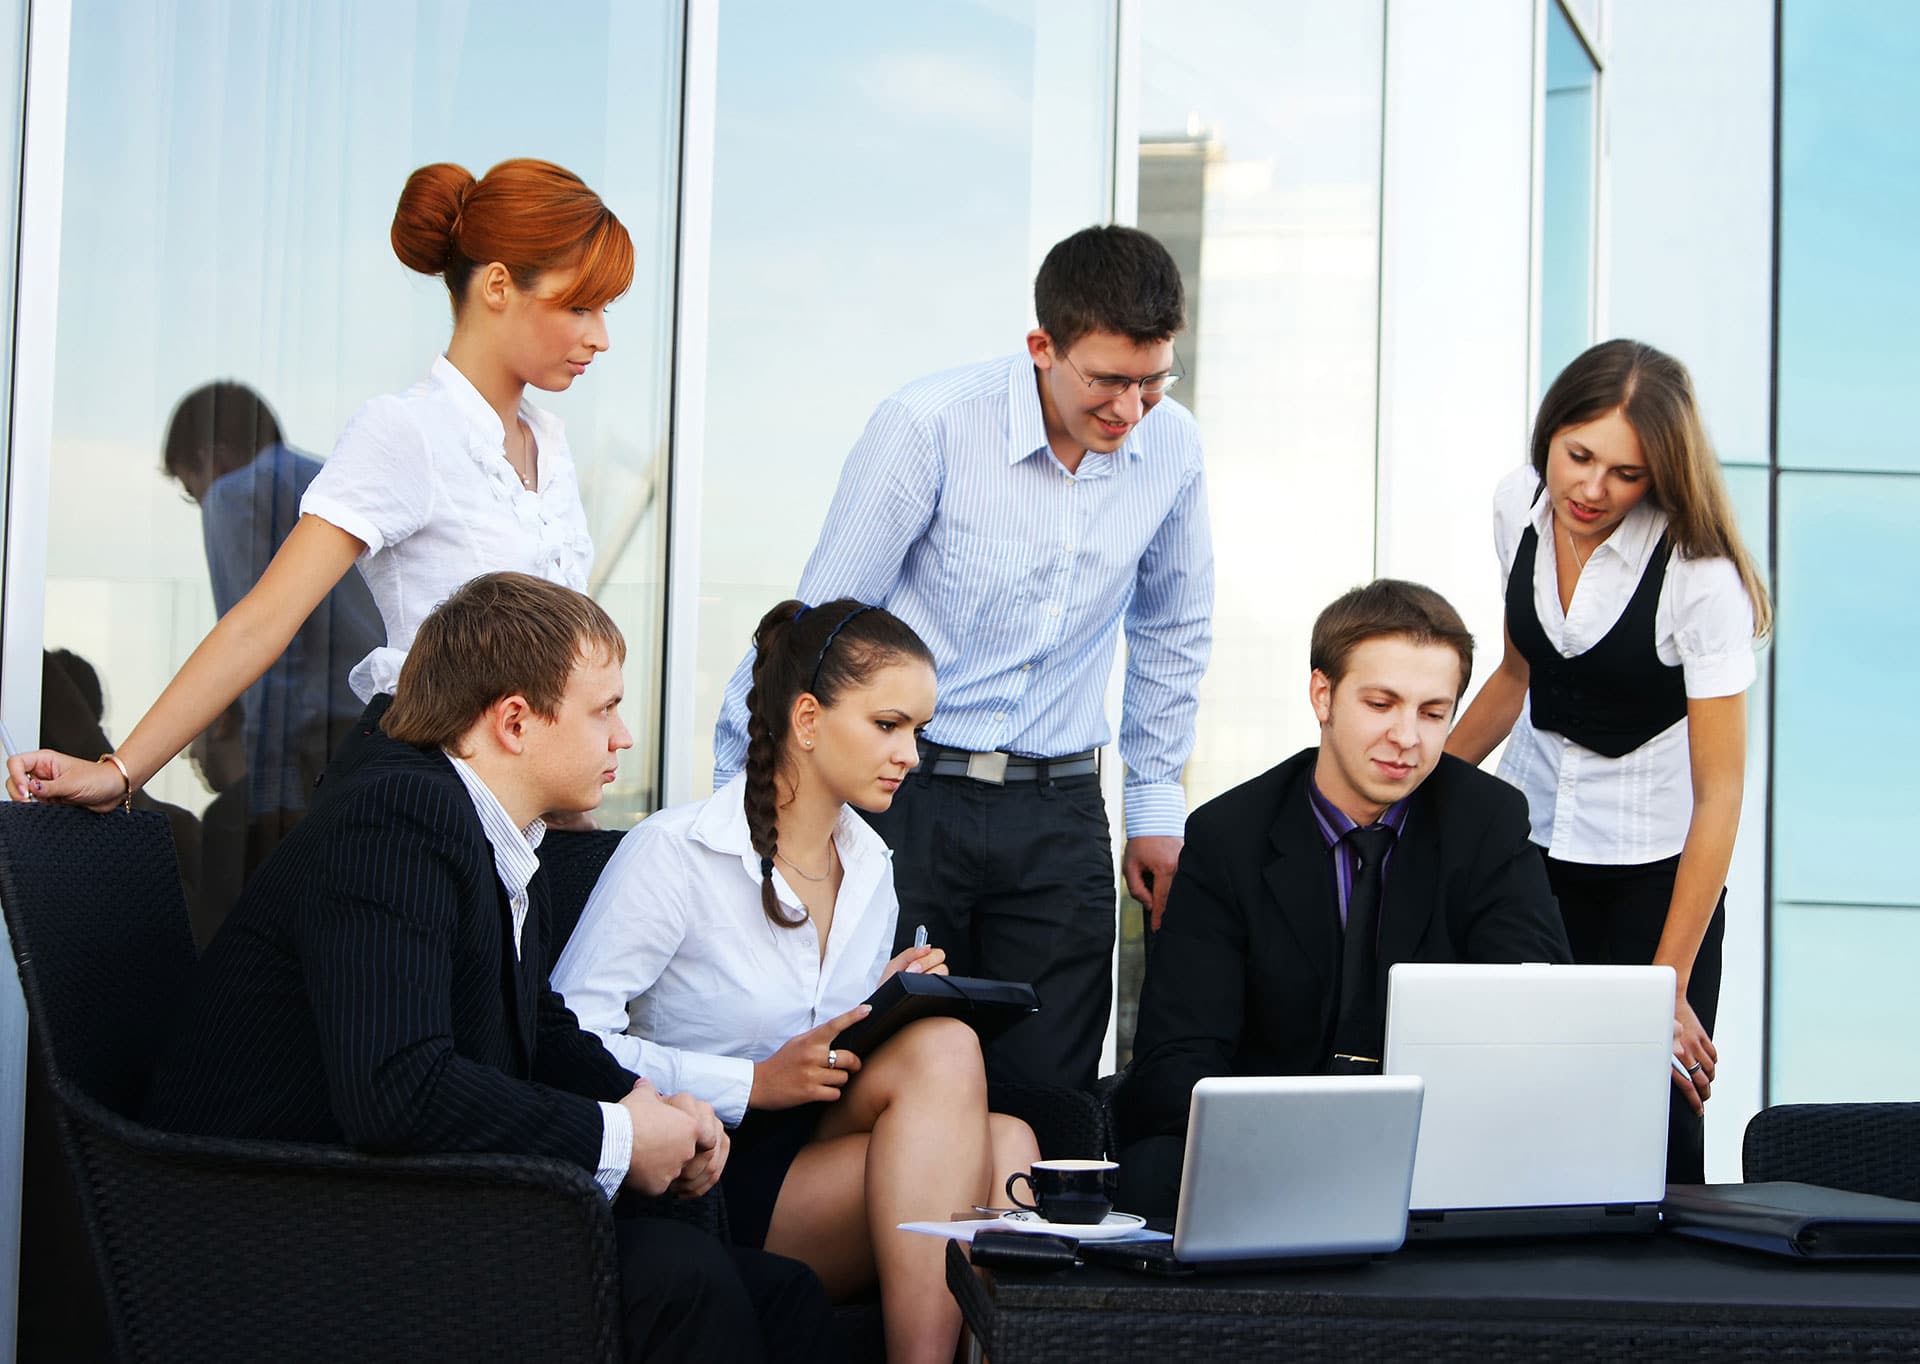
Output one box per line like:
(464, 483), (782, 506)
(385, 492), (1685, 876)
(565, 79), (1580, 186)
(300, 356), (595, 701)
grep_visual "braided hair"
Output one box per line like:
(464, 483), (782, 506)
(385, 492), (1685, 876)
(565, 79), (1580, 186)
(742, 597), (933, 928)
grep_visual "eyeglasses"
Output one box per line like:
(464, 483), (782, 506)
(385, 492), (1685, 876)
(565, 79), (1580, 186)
(1056, 346), (1183, 398)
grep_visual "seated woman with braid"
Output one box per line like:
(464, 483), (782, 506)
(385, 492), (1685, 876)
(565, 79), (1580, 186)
(554, 598), (1040, 1364)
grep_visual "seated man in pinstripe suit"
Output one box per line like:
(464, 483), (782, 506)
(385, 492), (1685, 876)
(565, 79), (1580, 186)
(146, 573), (833, 1364)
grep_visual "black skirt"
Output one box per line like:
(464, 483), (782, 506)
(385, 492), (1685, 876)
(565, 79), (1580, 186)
(721, 1103), (825, 1249)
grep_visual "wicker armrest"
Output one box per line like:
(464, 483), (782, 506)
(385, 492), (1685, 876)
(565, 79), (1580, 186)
(989, 1079), (1110, 1159)
(1743, 1102), (1920, 1201)
(64, 1094), (623, 1364)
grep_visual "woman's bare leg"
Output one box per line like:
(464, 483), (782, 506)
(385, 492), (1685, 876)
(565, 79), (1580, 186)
(762, 1131), (875, 1295)
(988, 1112), (1041, 1202)
(764, 1016), (991, 1364)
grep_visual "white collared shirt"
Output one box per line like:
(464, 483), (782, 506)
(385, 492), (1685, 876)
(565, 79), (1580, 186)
(443, 754), (629, 1198)
(443, 754), (547, 956)
(551, 776), (900, 1127)
(301, 356), (595, 701)
(1490, 464), (1757, 864)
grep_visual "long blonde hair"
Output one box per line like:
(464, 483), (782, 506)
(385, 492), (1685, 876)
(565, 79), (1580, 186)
(1531, 339), (1772, 638)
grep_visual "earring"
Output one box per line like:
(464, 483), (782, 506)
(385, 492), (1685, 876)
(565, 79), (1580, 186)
(804, 739), (813, 749)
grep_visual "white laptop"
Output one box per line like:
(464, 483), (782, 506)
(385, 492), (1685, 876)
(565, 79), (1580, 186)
(1087, 1074), (1424, 1274)
(1383, 963), (1673, 1239)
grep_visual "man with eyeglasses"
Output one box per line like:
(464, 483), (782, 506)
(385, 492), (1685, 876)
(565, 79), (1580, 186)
(714, 225), (1213, 1092)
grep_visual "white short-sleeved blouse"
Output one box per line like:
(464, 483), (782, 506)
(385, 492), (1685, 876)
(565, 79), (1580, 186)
(551, 776), (900, 1128)
(300, 356), (594, 701)
(1491, 464), (1757, 865)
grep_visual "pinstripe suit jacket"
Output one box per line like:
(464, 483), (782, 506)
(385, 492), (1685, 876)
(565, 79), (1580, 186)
(145, 732), (636, 1173)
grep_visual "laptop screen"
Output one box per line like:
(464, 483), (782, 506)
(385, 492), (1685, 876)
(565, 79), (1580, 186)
(1174, 1074), (1424, 1261)
(1383, 963), (1673, 1211)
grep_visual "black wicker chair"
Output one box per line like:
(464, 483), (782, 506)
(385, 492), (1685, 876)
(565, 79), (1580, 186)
(0, 804), (624, 1364)
(1742, 1102), (1920, 1200)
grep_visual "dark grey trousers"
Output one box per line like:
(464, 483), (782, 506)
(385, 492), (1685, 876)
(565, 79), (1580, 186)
(861, 768), (1116, 1091)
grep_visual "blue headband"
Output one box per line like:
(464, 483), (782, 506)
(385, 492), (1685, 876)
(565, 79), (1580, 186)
(808, 605), (878, 695)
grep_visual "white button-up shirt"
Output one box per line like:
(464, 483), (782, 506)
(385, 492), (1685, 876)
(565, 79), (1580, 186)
(552, 776), (899, 1128)
(301, 356), (595, 701)
(1490, 464), (1757, 865)
(443, 754), (630, 1199)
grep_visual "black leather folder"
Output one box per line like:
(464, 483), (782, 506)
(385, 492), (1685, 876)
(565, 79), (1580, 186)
(1663, 1181), (1920, 1259)
(830, 972), (1040, 1058)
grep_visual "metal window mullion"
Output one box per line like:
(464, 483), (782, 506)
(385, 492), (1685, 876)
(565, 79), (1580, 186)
(659, 0), (718, 809)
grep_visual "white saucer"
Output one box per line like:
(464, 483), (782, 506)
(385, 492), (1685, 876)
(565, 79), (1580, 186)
(998, 1210), (1147, 1240)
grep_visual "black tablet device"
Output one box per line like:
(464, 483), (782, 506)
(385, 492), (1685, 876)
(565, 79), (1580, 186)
(829, 972), (1040, 1059)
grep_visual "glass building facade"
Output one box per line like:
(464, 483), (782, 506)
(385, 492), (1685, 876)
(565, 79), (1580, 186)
(1770, 0), (1920, 1101)
(0, 1), (1914, 1348)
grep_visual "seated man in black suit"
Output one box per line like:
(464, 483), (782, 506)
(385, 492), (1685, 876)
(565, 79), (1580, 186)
(145, 572), (834, 1364)
(1115, 579), (1572, 1216)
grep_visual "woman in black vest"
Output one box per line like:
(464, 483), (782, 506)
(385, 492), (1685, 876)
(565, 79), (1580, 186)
(1447, 340), (1771, 1182)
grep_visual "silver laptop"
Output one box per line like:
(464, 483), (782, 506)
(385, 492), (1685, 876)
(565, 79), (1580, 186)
(1093, 1074), (1424, 1273)
(1383, 963), (1673, 1239)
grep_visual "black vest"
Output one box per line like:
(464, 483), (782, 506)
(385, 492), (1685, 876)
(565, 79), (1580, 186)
(1505, 522), (1687, 758)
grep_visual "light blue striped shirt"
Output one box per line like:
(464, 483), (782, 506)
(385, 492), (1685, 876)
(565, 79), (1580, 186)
(714, 352), (1213, 838)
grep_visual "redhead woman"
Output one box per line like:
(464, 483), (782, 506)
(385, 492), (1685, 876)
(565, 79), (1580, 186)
(554, 599), (1041, 1364)
(1446, 339), (1771, 1182)
(8, 158), (628, 809)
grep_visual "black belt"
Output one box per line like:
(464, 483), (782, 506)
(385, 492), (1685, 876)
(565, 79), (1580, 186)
(916, 741), (1100, 785)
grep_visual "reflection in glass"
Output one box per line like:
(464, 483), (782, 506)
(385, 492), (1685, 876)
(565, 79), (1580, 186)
(1540, 1), (1598, 396)
(0, 1), (21, 567)
(1128, 0), (1385, 1058)
(1772, 472), (1917, 910)
(1771, 902), (1920, 1101)
(695, 0), (1115, 795)
(159, 383), (383, 940)
(1769, 2), (1920, 1107)
(1777, 1), (1920, 473)
(44, 2), (682, 936)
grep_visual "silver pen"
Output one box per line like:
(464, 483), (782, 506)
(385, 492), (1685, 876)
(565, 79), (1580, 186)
(914, 923), (929, 951)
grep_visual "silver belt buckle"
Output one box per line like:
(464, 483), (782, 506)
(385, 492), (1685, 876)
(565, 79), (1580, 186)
(965, 750), (1009, 785)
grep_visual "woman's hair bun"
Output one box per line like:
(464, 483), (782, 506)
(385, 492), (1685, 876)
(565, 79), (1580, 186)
(390, 162), (478, 276)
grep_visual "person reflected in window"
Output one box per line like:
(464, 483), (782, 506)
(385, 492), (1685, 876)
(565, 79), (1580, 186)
(557, 599), (1040, 1364)
(7, 159), (626, 820)
(1115, 582), (1571, 1218)
(1446, 340), (1771, 1184)
(162, 381), (383, 879)
(185, 699), (249, 949)
(712, 226), (1214, 1095)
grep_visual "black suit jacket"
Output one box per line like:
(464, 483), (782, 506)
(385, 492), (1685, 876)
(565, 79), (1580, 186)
(1118, 749), (1571, 1144)
(145, 732), (637, 1173)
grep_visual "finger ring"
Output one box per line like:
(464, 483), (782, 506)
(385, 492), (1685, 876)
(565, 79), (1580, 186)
(1686, 1061), (1703, 1074)
(827, 1049), (838, 1070)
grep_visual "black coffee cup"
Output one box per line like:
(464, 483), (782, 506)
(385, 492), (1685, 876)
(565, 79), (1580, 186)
(1005, 1159), (1119, 1225)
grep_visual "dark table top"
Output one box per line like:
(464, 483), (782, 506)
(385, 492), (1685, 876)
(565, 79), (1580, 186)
(955, 1230), (1920, 1329)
